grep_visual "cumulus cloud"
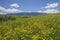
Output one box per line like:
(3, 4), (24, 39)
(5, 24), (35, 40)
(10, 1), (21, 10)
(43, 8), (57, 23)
(5, 8), (22, 13)
(38, 2), (60, 13)
(0, 12), (6, 14)
(44, 9), (60, 13)
(37, 11), (43, 13)
(37, 9), (60, 13)
(10, 3), (19, 8)
(0, 6), (6, 11)
(45, 3), (59, 8)
(0, 6), (23, 14)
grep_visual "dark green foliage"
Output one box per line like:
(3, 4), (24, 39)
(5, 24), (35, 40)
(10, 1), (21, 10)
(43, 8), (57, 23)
(0, 15), (16, 22)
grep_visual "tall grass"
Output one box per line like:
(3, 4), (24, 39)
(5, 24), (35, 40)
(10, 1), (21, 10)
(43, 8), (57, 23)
(0, 14), (60, 40)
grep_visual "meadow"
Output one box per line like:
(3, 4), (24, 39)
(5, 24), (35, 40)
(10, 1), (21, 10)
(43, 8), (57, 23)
(0, 14), (60, 40)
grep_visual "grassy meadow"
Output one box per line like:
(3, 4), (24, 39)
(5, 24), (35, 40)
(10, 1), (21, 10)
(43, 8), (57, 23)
(0, 14), (60, 40)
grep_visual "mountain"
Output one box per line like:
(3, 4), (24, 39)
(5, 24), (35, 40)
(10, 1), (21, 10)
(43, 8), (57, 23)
(6, 12), (46, 16)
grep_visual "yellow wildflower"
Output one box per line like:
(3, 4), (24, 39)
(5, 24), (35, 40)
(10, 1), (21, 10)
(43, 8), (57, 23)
(32, 34), (39, 40)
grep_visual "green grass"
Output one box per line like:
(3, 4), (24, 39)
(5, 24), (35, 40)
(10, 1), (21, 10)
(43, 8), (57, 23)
(0, 14), (60, 40)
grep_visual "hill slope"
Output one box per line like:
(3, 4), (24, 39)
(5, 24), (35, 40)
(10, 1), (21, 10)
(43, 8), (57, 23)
(0, 14), (60, 40)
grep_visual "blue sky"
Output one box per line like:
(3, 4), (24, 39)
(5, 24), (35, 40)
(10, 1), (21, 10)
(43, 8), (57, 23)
(0, 0), (60, 14)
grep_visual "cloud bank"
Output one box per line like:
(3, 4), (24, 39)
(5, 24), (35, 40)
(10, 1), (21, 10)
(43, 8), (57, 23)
(0, 3), (23, 14)
(38, 3), (60, 13)
(38, 9), (60, 13)
(45, 3), (59, 8)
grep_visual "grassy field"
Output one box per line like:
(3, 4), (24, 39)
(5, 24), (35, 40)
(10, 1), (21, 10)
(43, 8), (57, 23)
(0, 14), (60, 40)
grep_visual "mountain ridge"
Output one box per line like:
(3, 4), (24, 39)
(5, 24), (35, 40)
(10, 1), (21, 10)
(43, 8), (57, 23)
(6, 12), (46, 16)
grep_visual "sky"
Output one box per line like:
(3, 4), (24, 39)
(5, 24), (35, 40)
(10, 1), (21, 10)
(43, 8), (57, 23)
(0, 0), (60, 14)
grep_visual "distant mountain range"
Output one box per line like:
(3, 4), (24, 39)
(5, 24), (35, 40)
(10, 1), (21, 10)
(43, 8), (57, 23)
(6, 12), (46, 16)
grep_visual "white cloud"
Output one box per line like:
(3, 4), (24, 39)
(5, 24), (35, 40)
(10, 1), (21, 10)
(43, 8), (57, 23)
(0, 12), (6, 14)
(10, 3), (19, 8)
(5, 8), (22, 13)
(45, 3), (59, 8)
(0, 6), (23, 14)
(0, 6), (6, 11)
(38, 2), (60, 13)
(0, 6), (6, 13)
(37, 9), (60, 13)
(44, 9), (60, 13)
(37, 11), (43, 13)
